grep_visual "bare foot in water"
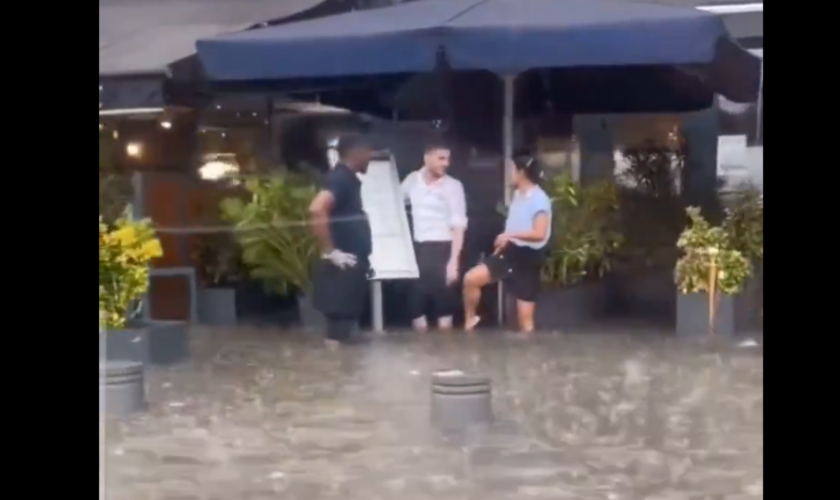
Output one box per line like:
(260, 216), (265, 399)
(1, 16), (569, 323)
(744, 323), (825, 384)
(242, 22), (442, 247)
(465, 316), (481, 333)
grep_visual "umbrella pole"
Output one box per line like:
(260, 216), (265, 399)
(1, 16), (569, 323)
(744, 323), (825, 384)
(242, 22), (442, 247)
(498, 73), (518, 327)
(755, 58), (763, 143)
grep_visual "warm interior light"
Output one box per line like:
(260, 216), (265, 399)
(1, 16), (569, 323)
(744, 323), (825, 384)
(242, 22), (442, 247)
(199, 160), (239, 181)
(126, 142), (142, 158)
(160, 121), (172, 129)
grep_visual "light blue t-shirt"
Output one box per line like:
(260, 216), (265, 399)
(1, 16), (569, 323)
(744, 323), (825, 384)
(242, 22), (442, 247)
(504, 186), (552, 249)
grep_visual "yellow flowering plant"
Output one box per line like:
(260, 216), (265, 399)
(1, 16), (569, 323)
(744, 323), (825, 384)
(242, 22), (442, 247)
(674, 207), (750, 295)
(99, 211), (163, 329)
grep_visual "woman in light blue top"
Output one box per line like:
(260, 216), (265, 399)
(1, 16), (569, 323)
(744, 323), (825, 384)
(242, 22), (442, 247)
(463, 156), (552, 333)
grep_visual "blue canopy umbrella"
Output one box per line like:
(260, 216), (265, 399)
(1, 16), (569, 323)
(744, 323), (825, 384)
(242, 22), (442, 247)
(197, 0), (761, 328)
(196, 0), (760, 177)
(197, 0), (759, 186)
(196, 0), (759, 98)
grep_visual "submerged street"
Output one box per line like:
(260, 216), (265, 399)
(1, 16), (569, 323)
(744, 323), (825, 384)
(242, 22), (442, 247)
(101, 327), (763, 500)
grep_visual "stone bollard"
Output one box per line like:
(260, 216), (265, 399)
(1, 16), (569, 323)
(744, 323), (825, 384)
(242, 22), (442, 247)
(99, 361), (147, 417)
(430, 371), (493, 431)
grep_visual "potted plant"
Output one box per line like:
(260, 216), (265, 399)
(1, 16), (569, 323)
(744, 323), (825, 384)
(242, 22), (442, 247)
(220, 173), (321, 329)
(722, 184), (763, 331)
(193, 233), (244, 326)
(99, 211), (189, 365)
(504, 173), (623, 329)
(674, 207), (752, 338)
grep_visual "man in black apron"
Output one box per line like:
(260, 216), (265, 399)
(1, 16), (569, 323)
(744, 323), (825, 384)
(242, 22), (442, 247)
(401, 138), (467, 331)
(309, 134), (373, 349)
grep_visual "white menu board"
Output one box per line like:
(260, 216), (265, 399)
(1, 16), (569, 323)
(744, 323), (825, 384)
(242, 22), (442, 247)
(358, 154), (419, 280)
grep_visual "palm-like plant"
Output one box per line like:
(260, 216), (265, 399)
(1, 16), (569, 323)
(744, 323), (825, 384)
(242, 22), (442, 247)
(541, 173), (623, 286)
(220, 173), (319, 296)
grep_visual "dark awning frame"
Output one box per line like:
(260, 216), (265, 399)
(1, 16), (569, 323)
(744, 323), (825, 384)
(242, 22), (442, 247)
(98, 0), (343, 110)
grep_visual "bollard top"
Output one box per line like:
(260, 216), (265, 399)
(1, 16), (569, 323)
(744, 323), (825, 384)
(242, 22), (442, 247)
(431, 370), (491, 387)
(100, 360), (144, 376)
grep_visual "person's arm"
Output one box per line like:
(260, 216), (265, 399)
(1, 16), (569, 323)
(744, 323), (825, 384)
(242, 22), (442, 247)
(309, 172), (345, 253)
(447, 180), (468, 263)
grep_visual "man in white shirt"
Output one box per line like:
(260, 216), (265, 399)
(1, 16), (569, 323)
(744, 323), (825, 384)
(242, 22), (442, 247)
(401, 139), (467, 331)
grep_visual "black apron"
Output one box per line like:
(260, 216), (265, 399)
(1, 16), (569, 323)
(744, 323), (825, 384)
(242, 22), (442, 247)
(312, 258), (370, 318)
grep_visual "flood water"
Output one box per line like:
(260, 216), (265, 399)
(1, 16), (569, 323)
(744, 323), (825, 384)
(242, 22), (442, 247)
(101, 327), (763, 500)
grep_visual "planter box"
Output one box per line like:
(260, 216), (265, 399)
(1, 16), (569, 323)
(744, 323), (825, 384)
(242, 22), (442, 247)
(734, 265), (763, 334)
(298, 295), (326, 332)
(99, 320), (189, 366)
(676, 265), (763, 338)
(676, 292), (735, 338)
(197, 287), (237, 326)
(506, 282), (605, 330)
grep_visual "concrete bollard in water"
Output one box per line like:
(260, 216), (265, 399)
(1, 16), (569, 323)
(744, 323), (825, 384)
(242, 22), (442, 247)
(430, 370), (493, 431)
(99, 361), (147, 417)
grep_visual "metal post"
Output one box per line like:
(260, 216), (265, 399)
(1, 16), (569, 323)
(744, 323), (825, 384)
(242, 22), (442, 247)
(498, 74), (517, 327)
(131, 170), (144, 218)
(502, 74), (516, 204)
(755, 58), (763, 144)
(131, 170), (152, 321)
(371, 280), (384, 332)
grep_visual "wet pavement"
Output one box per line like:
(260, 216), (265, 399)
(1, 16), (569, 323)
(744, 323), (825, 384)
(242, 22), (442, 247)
(100, 327), (763, 500)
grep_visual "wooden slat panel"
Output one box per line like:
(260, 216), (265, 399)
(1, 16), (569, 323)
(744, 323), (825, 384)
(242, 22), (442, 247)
(148, 275), (190, 321)
(144, 174), (188, 267)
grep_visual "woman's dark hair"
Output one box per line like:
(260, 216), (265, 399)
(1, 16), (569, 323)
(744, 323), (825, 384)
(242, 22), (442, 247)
(512, 154), (544, 184)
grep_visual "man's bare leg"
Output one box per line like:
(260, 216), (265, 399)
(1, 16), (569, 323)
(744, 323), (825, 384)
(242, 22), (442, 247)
(516, 299), (536, 334)
(412, 316), (429, 332)
(463, 264), (493, 331)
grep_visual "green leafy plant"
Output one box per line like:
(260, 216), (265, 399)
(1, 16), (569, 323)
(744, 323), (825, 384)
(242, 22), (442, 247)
(220, 173), (318, 296)
(613, 140), (688, 271)
(722, 184), (763, 264)
(541, 174), (623, 286)
(99, 211), (163, 329)
(192, 233), (245, 287)
(675, 207), (751, 296)
(617, 140), (684, 198)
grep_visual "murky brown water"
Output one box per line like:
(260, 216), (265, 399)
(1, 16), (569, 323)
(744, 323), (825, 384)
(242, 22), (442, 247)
(101, 327), (763, 500)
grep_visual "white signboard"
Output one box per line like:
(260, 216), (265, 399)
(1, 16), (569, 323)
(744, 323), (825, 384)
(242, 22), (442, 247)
(358, 155), (419, 280)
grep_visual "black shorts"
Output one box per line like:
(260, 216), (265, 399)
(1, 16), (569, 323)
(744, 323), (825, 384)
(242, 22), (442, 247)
(409, 241), (458, 319)
(484, 244), (545, 303)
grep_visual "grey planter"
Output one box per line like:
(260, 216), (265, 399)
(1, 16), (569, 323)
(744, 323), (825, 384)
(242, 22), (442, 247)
(734, 264), (763, 334)
(676, 264), (763, 338)
(99, 320), (189, 366)
(197, 287), (237, 326)
(676, 292), (736, 338)
(100, 360), (146, 417)
(298, 294), (326, 332)
(507, 282), (605, 330)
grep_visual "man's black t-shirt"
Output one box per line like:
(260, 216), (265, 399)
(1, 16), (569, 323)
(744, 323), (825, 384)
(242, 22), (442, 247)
(324, 164), (372, 261)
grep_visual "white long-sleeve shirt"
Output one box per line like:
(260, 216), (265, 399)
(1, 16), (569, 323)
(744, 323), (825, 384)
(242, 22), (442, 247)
(401, 168), (468, 242)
